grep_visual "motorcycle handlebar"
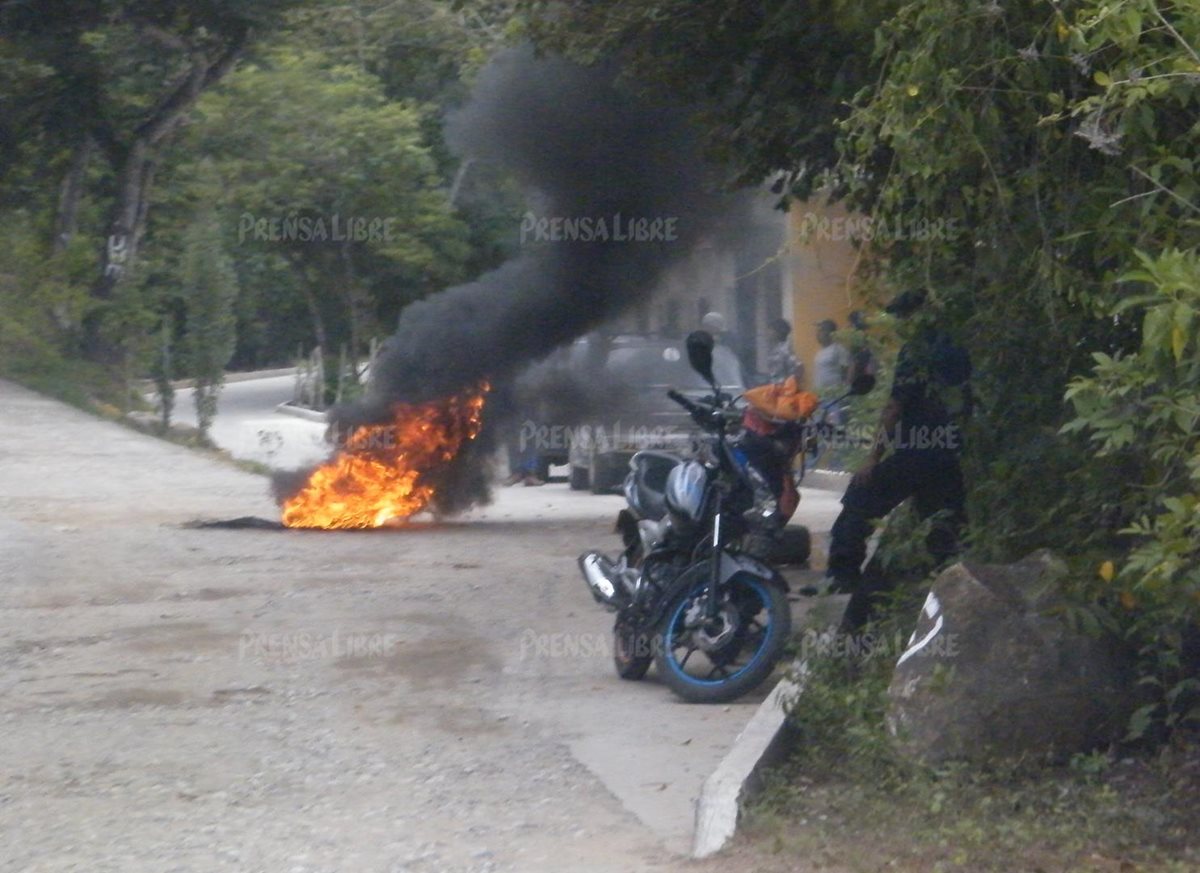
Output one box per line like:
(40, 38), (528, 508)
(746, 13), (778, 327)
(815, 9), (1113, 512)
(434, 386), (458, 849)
(667, 388), (732, 433)
(666, 389), (700, 413)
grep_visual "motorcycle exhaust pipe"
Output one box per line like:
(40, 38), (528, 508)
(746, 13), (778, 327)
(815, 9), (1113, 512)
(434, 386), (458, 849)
(578, 552), (625, 608)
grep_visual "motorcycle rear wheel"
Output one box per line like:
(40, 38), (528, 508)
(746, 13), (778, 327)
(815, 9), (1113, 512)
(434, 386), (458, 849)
(654, 574), (791, 703)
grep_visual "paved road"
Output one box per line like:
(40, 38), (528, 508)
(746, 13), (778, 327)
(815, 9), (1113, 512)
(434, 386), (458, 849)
(0, 380), (842, 871)
(170, 373), (330, 470)
(172, 372), (298, 428)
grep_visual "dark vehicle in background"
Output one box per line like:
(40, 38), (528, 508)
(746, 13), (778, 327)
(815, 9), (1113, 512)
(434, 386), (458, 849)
(567, 335), (745, 493)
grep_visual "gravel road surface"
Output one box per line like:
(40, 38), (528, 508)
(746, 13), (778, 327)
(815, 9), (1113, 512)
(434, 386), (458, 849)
(0, 380), (843, 871)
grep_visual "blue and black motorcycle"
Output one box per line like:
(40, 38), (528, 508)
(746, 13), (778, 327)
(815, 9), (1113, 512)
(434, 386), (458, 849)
(580, 332), (800, 701)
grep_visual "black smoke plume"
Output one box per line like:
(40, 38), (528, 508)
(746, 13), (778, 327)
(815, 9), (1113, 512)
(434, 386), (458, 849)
(279, 48), (744, 515)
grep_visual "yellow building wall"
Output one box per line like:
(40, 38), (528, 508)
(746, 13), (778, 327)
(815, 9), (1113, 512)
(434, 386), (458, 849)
(783, 201), (862, 389)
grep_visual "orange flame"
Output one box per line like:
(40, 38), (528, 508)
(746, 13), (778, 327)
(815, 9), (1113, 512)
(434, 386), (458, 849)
(281, 384), (489, 529)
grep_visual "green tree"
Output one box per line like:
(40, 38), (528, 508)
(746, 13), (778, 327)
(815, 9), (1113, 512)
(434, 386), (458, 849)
(282, 0), (524, 279)
(0, 0), (310, 360)
(151, 321), (175, 432)
(830, 0), (1198, 556)
(180, 193), (240, 439)
(175, 46), (472, 375)
(2, 0), (519, 394)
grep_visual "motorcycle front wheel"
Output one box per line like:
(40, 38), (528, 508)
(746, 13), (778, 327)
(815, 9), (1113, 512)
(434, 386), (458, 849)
(654, 573), (791, 704)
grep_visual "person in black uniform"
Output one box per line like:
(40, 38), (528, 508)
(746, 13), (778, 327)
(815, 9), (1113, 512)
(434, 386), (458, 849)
(825, 289), (973, 629)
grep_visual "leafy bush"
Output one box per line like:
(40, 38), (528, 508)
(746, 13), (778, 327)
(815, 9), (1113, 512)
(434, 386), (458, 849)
(1065, 248), (1200, 736)
(0, 212), (131, 406)
(0, 213), (92, 362)
(831, 0), (1199, 736)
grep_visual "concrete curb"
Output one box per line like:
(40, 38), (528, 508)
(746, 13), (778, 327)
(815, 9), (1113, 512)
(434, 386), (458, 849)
(214, 366), (298, 386)
(692, 666), (806, 859)
(274, 402), (328, 423)
(137, 367), (298, 393)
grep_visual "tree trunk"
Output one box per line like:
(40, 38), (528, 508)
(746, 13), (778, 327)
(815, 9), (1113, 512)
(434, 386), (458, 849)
(284, 252), (330, 356)
(447, 157), (474, 208)
(83, 140), (153, 362)
(302, 283), (330, 361)
(84, 36), (248, 362)
(339, 239), (365, 366)
(53, 135), (94, 254)
(95, 139), (150, 301)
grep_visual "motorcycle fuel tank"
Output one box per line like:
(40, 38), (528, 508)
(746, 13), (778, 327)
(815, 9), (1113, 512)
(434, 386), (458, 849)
(664, 460), (707, 524)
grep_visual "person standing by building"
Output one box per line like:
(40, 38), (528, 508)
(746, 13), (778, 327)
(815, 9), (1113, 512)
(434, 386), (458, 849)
(700, 310), (749, 385)
(701, 311), (732, 345)
(813, 318), (851, 394)
(765, 317), (804, 385)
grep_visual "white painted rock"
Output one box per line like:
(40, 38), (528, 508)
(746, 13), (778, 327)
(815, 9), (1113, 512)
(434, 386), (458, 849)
(886, 551), (1138, 764)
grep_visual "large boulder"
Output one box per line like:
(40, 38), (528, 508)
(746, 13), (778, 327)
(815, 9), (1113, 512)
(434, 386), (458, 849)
(886, 550), (1139, 764)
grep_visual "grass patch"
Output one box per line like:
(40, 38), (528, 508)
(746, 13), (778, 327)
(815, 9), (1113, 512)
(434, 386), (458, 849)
(0, 351), (137, 414)
(2, 350), (273, 481)
(118, 412), (274, 478)
(739, 630), (1200, 872)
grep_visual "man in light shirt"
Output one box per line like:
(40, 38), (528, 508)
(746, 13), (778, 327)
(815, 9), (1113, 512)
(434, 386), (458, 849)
(765, 317), (803, 385)
(813, 318), (851, 393)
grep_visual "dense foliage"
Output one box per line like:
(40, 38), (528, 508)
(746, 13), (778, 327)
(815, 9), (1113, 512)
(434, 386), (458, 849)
(839, 0), (1199, 733)
(0, 0), (518, 393)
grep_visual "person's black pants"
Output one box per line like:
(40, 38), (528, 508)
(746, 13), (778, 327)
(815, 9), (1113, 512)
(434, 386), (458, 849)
(827, 450), (965, 629)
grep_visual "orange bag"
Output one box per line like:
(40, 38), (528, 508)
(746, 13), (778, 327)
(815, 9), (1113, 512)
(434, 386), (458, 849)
(743, 376), (819, 423)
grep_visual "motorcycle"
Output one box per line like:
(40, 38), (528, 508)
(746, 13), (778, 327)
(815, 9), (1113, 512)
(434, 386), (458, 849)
(577, 330), (874, 703)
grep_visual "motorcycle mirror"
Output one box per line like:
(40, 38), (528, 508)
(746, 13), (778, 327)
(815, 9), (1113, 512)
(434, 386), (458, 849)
(849, 373), (877, 396)
(685, 330), (717, 387)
